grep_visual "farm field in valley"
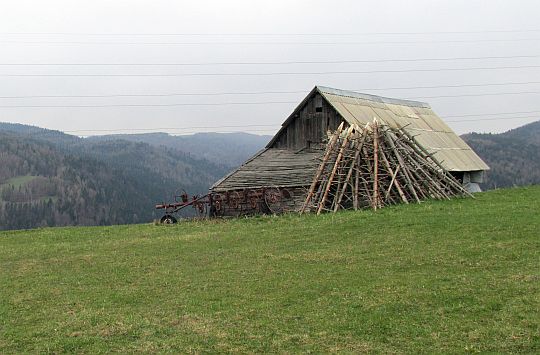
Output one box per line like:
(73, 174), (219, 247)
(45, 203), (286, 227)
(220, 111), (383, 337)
(0, 186), (539, 353)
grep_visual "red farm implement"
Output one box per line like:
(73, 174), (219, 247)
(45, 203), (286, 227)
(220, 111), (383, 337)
(155, 191), (209, 224)
(155, 187), (297, 223)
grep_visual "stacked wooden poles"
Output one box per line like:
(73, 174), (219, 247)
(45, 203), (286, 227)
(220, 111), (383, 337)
(300, 120), (471, 214)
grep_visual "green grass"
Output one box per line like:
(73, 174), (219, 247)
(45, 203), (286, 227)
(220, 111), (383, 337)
(0, 187), (539, 353)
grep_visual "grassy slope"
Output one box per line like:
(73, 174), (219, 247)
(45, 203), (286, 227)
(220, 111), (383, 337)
(0, 175), (38, 189)
(0, 187), (538, 353)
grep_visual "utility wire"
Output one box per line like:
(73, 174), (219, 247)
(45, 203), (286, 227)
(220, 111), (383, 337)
(1, 54), (539, 66)
(60, 115), (540, 136)
(2, 83), (540, 99)
(446, 115), (539, 123)
(0, 91), (302, 99)
(0, 91), (538, 108)
(62, 129), (279, 136)
(406, 91), (540, 100)
(2, 65), (540, 77)
(64, 124), (278, 133)
(444, 109), (540, 118)
(2, 29), (540, 35)
(0, 101), (297, 108)
(12, 112), (539, 137)
(2, 39), (540, 46)
(63, 114), (540, 134)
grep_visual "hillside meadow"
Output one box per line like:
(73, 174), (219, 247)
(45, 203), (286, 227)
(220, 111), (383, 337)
(0, 186), (539, 353)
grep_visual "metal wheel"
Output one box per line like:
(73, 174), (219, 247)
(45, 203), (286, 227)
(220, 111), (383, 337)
(214, 195), (223, 212)
(247, 189), (261, 211)
(264, 187), (284, 214)
(160, 214), (178, 224)
(227, 191), (241, 210)
(194, 201), (207, 218)
(281, 188), (296, 212)
(174, 189), (189, 203)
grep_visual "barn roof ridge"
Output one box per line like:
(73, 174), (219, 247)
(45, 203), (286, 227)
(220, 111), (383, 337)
(316, 85), (430, 109)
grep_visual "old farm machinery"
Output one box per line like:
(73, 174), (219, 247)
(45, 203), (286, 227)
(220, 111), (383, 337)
(155, 187), (297, 223)
(155, 190), (209, 224)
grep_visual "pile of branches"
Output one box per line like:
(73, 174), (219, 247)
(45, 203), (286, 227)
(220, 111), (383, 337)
(300, 120), (471, 214)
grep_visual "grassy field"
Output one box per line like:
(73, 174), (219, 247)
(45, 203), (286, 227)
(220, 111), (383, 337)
(0, 187), (539, 353)
(0, 175), (38, 190)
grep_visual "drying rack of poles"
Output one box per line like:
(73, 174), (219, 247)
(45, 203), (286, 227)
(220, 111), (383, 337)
(300, 120), (472, 215)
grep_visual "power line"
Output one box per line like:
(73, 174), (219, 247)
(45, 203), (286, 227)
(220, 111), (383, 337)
(64, 124), (278, 133)
(2, 30), (540, 36)
(2, 65), (540, 77)
(2, 39), (540, 46)
(82, 129), (279, 135)
(63, 128), (280, 137)
(0, 101), (297, 108)
(407, 91), (540, 100)
(0, 91), (303, 99)
(9, 111), (539, 137)
(2, 81), (540, 100)
(443, 109), (540, 118)
(4, 81), (540, 99)
(61, 114), (540, 136)
(1, 54), (539, 66)
(0, 91), (538, 108)
(447, 115), (539, 122)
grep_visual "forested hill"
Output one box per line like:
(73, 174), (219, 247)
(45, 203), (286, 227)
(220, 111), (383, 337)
(2, 120), (539, 230)
(461, 120), (540, 189)
(0, 123), (268, 230)
(87, 132), (272, 167)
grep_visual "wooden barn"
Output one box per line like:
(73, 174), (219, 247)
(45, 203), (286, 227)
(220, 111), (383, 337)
(209, 86), (489, 216)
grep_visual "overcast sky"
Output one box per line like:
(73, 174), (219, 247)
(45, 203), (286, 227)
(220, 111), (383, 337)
(0, 0), (539, 136)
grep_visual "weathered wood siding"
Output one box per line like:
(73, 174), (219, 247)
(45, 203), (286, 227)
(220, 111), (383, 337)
(211, 187), (307, 217)
(212, 148), (322, 191)
(271, 93), (343, 150)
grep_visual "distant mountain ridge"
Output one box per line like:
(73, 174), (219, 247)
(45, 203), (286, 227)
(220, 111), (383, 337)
(87, 132), (272, 167)
(1, 120), (538, 230)
(461, 120), (540, 189)
(0, 123), (269, 230)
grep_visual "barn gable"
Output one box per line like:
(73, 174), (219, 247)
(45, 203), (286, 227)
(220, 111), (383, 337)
(267, 87), (342, 150)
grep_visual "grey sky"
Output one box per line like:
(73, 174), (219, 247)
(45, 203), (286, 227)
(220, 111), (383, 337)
(0, 0), (539, 136)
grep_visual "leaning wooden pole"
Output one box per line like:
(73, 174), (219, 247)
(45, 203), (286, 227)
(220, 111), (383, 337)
(372, 121), (379, 210)
(382, 130), (421, 203)
(300, 122), (344, 213)
(304, 121), (474, 216)
(334, 127), (368, 212)
(397, 126), (473, 198)
(379, 148), (408, 204)
(317, 126), (353, 215)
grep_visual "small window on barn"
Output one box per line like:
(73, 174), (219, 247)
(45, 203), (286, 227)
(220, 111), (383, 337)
(315, 95), (323, 113)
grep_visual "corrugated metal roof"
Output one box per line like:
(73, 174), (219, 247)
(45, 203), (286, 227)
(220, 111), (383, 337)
(317, 86), (489, 172)
(318, 86), (430, 108)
